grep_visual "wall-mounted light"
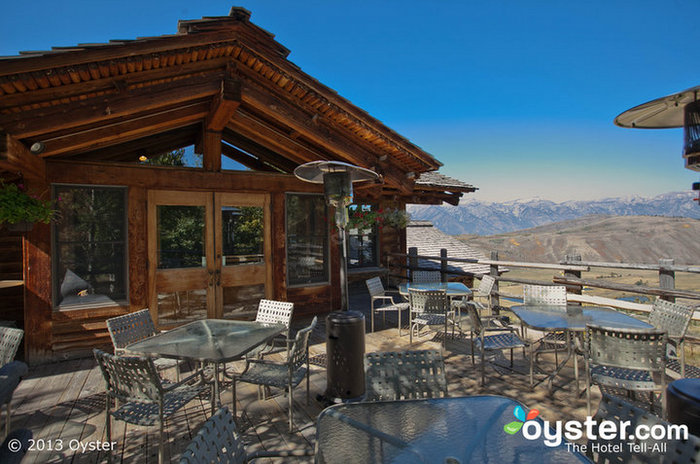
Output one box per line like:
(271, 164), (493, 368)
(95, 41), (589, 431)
(139, 155), (148, 162)
(29, 142), (46, 154)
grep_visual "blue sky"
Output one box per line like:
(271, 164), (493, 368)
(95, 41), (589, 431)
(2, 1), (698, 202)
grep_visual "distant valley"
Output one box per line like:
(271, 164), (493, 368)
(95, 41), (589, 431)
(457, 215), (700, 265)
(408, 191), (700, 236)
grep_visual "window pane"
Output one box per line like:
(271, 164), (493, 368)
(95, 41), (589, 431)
(347, 204), (378, 268)
(286, 194), (328, 286)
(53, 185), (127, 308)
(157, 205), (205, 269)
(222, 206), (263, 266)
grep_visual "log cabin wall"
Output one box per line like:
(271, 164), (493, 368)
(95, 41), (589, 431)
(0, 8), (475, 363)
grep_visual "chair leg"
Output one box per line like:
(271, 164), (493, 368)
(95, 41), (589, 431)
(398, 308), (402, 337)
(105, 397), (113, 464)
(158, 405), (165, 464)
(480, 346), (485, 386)
(470, 331), (475, 365)
(232, 376), (237, 417)
(371, 306), (375, 333)
(585, 362), (592, 417)
(288, 383), (294, 433)
(680, 340), (686, 378)
(529, 344), (534, 387)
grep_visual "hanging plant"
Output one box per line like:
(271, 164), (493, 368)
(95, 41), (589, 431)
(346, 207), (410, 230)
(0, 181), (57, 225)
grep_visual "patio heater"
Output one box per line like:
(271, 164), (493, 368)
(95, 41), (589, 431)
(293, 160), (379, 311)
(294, 160), (379, 404)
(615, 85), (700, 201)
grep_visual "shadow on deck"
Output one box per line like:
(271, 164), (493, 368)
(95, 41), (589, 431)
(11, 282), (601, 463)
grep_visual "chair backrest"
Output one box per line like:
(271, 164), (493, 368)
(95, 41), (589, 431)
(465, 303), (484, 337)
(523, 285), (567, 306)
(254, 299), (294, 329)
(411, 270), (441, 283)
(0, 327), (24, 367)
(477, 275), (496, 297)
(365, 277), (385, 298)
(93, 349), (163, 403)
(288, 317), (317, 371)
(585, 324), (666, 372)
(364, 350), (447, 401)
(179, 407), (247, 464)
(587, 394), (700, 464)
(649, 298), (694, 340)
(408, 289), (448, 315)
(106, 309), (157, 351)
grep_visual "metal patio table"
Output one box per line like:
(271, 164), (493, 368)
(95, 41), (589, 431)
(126, 319), (285, 414)
(510, 305), (653, 391)
(316, 395), (590, 463)
(398, 282), (471, 298)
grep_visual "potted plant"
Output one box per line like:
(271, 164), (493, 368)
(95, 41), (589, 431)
(346, 207), (410, 231)
(0, 181), (56, 231)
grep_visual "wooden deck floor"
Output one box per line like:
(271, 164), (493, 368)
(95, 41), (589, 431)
(12, 289), (603, 463)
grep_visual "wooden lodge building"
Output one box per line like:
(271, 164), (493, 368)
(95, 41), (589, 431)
(0, 7), (475, 364)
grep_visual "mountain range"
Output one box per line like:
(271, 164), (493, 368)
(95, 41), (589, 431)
(407, 191), (700, 235)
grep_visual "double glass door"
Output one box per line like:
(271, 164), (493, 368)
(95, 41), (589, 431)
(147, 190), (271, 328)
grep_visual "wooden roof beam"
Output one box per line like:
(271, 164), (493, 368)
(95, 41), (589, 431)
(205, 67), (241, 132)
(222, 129), (297, 172)
(0, 132), (46, 180)
(1, 72), (222, 140)
(221, 142), (276, 172)
(39, 101), (209, 157)
(238, 77), (413, 194)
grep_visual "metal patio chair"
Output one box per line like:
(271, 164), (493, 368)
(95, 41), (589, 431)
(466, 303), (529, 385)
(366, 277), (410, 335)
(587, 394), (700, 463)
(249, 299), (294, 357)
(0, 361), (28, 441)
(232, 317), (317, 432)
(411, 270), (442, 283)
(470, 275), (497, 315)
(179, 406), (312, 463)
(364, 350), (447, 401)
(106, 309), (179, 378)
(648, 298), (694, 378)
(93, 349), (207, 464)
(408, 288), (452, 344)
(0, 328), (23, 368)
(523, 285), (569, 360)
(584, 324), (667, 417)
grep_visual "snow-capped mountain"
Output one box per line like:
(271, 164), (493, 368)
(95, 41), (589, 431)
(407, 191), (700, 235)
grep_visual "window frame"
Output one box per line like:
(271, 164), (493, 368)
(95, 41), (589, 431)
(51, 183), (129, 310)
(285, 192), (330, 288)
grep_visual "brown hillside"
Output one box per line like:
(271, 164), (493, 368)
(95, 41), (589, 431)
(458, 215), (700, 265)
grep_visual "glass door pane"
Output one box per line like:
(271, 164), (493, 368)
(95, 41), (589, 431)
(148, 191), (214, 327)
(216, 193), (270, 320)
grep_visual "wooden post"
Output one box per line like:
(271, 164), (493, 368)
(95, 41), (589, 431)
(490, 251), (500, 307)
(408, 247), (418, 281)
(564, 254), (582, 304)
(659, 258), (675, 302)
(440, 248), (448, 282)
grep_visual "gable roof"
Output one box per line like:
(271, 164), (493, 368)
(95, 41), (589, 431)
(0, 7), (476, 204)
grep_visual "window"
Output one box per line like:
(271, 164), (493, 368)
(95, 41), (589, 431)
(347, 204), (379, 268)
(53, 185), (127, 309)
(286, 194), (328, 286)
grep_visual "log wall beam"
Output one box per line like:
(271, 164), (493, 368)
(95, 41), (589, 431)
(0, 132), (46, 180)
(221, 142), (276, 172)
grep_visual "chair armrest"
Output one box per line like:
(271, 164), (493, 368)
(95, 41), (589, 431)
(163, 365), (206, 391)
(372, 295), (396, 305)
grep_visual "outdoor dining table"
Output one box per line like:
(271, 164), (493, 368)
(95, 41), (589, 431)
(397, 282), (471, 298)
(126, 319), (285, 414)
(510, 304), (653, 391)
(315, 395), (590, 463)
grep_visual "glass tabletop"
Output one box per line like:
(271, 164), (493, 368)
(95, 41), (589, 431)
(511, 305), (653, 332)
(316, 395), (589, 463)
(398, 282), (471, 297)
(126, 319), (285, 363)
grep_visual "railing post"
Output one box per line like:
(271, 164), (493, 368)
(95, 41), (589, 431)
(408, 247), (418, 281)
(440, 248), (448, 283)
(659, 258), (675, 302)
(490, 251), (500, 307)
(564, 254), (582, 304)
